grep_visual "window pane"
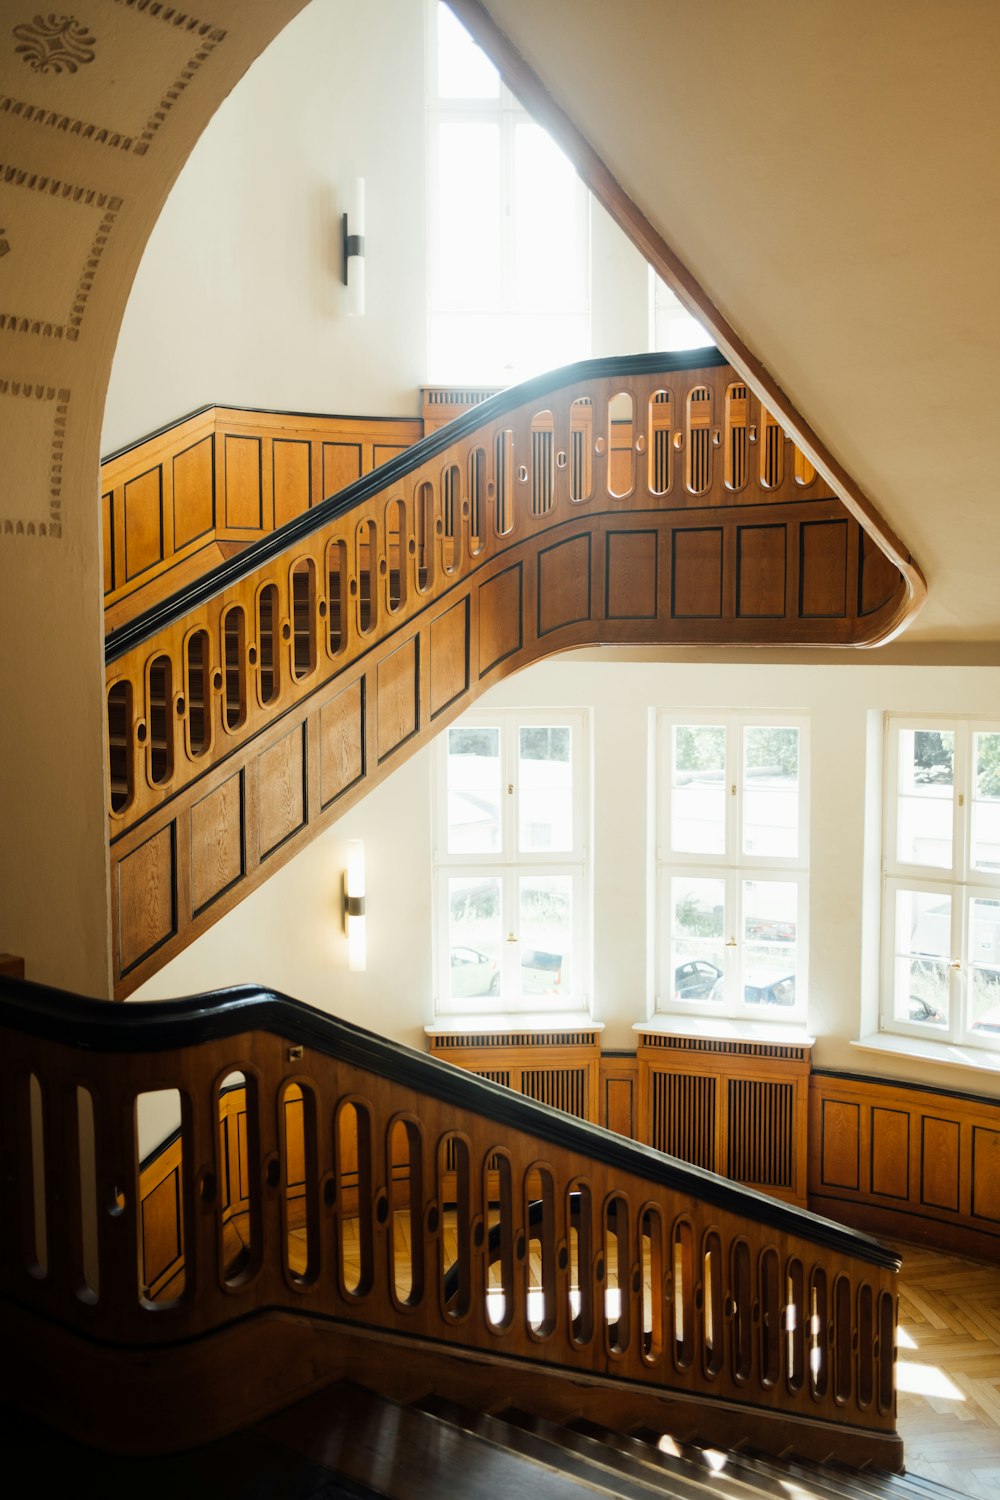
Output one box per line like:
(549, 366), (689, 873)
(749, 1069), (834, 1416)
(671, 724), (726, 854)
(448, 878), (501, 1000)
(742, 881), (797, 1007)
(897, 729), (954, 868)
(519, 726), (572, 852)
(434, 122), (501, 309)
(447, 726), (501, 854)
(972, 732), (1000, 873)
(436, 2), (500, 98)
(892, 889), (950, 1027)
(969, 897), (1000, 1035)
(743, 726), (799, 858)
(513, 124), (585, 312)
(670, 876), (725, 1001)
(518, 876), (571, 998)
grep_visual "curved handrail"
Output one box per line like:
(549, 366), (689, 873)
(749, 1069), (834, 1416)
(0, 972), (897, 1269)
(104, 349), (729, 664)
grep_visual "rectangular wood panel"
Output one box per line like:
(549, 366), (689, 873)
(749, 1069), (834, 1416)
(377, 637), (419, 762)
(257, 724), (306, 859)
(800, 519), (848, 617)
(820, 1099), (860, 1190)
(124, 467), (163, 583)
(322, 442), (362, 498)
(224, 435), (263, 530)
(671, 528), (723, 618)
(173, 436), (214, 550)
(537, 534), (591, 636)
(479, 564), (523, 677)
(972, 1126), (1000, 1223)
(871, 1107), (910, 1200)
(319, 678), (365, 807)
(273, 438), (312, 529)
(190, 772), (244, 915)
(737, 524), (786, 617)
(921, 1115), (960, 1212)
(605, 529), (657, 619)
(430, 598), (469, 719)
(604, 1077), (635, 1138)
(117, 824), (176, 976)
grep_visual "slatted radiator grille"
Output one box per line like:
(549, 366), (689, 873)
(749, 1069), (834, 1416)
(650, 1071), (716, 1169)
(520, 1067), (587, 1119)
(728, 1078), (794, 1188)
(431, 1031), (599, 1050)
(642, 1033), (809, 1064)
(472, 1068), (512, 1088)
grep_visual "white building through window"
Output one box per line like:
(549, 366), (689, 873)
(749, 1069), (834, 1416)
(881, 717), (1000, 1050)
(427, 2), (590, 385)
(654, 712), (809, 1021)
(434, 709), (589, 1016)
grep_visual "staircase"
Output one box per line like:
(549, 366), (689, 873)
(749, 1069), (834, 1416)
(0, 1379), (974, 1500)
(101, 350), (922, 997)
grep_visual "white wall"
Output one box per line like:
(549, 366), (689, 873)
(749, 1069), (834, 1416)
(101, 0), (653, 456)
(134, 653), (1000, 1101)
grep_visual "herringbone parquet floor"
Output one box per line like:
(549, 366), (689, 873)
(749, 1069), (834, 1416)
(896, 1245), (1000, 1499)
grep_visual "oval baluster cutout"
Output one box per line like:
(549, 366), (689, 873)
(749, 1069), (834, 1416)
(648, 390), (672, 495)
(607, 391), (634, 498)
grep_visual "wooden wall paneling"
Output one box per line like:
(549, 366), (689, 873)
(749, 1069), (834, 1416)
(736, 522), (786, 618)
(429, 597), (470, 720)
(426, 1030), (602, 1123)
(189, 771), (245, 918)
(322, 442), (363, 499)
(318, 675), (366, 810)
(116, 822), (177, 978)
(599, 1055), (638, 1137)
(273, 438), (312, 529)
(799, 518), (849, 618)
(478, 563), (523, 678)
(859, 524), (900, 617)
(173, 435), (215, 551)
(604, 528), (658, 619)
(536, 533), (591, 637)
(971, 1125), (1000, 1225)
(809, 1073), (1000, 1258)
(671, 527), (724, 618)
(0, 954), (25, 979)
(256, 722), (308, 861)
(123, 467), (164, 585)
(375, 635), (420, 764)
(222, 434), (265, 535)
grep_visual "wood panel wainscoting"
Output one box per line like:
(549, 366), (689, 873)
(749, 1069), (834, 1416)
(102, 406), (424, 630)
(809, 1069), (1000, 1262)
(106, 352), (921, 997)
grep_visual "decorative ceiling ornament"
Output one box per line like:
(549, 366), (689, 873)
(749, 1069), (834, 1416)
(12, 14), (97, 74)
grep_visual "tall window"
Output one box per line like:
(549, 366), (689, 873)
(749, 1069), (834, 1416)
(427, 2), (590, 384)
(881, 717), (1000, 1050)
(654, 713), (809, 1020)
(649, 272), (713, 352)
(434, 709), (589, 1015)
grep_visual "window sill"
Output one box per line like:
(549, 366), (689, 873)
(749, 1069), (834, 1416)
(635, 1014), (814, 1047)
(426, 1010), (602, 1036)
(852, 1032), (1000, 1078)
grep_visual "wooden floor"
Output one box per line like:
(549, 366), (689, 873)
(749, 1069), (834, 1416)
(896, 1245), (1000, 1499)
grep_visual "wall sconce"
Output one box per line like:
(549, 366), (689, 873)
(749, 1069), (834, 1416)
(342, 177), (365, 318)
(343, 838), (366, 971)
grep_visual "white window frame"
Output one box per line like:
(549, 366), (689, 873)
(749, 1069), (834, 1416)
(433, 707), (590, 1017)
(653, 711), (810, 1023)
(426, 0), (591, 386)
(880, 715), (1000, 1052)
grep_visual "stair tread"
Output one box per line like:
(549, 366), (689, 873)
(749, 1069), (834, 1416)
(261, 1381), (622, 1498)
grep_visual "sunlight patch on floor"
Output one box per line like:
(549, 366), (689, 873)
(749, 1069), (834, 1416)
(896, 1358), (965, 1400)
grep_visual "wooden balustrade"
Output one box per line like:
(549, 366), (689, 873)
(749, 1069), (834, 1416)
(0, 974), (901, 1463)
(103, 352), (918, 996)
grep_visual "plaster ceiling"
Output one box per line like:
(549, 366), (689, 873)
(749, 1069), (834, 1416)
(472, 0), (1000, 655)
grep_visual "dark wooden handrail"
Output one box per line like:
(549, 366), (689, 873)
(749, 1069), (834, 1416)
(0, 972), (901, 1463)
